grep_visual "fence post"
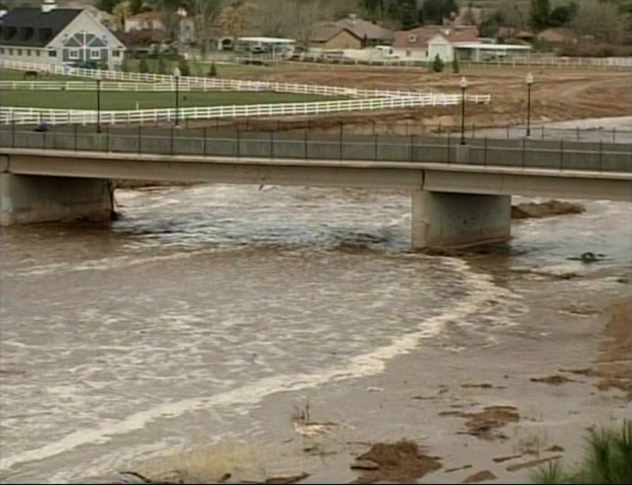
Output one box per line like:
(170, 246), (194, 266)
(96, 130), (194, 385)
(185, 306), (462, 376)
(74, 124), (78, 151)
(170, 125), (174, 155)
(484, 136), (488, 166)
(409, 133), (414, 161)
(11, 112), (15, 148)
(270, 130), (274, 159)
(506, 125), (510, 139)
(236, 122), (240, 158)
(139, 125), (143, 154)
(541, 126), (545, 140)
(560, 139), (564, 170)
(576, 126), (580, 142)
(521, 137), (526, 168)
(204, 126), (208, 156)
(612, 128), (616, 144)
(106, 124), (110, 152)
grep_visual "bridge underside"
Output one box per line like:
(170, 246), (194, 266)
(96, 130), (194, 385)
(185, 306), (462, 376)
(1, 150), (630, 250)
(0, 173), (113, 226)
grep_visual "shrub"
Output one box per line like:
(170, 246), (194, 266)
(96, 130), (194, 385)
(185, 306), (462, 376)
(532, 421), (632, 484)
(138, 57), (149, 74)
(157, 56), (169, 75)
(208, 62), (217, 77)
(178, 58), (191, 77)
(432, 54), (444, 73)
(452, 54), (460, 74)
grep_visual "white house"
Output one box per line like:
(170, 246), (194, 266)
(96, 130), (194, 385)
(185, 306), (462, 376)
(0, 0), (126, 70)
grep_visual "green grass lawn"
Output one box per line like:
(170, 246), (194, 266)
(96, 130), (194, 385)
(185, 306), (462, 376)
(0, 89), (339, 110)
(0, 69), (81, 81)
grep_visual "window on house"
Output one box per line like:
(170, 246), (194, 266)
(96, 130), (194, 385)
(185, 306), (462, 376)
(48, 49), (57, 57)
(9, 48), (14, 55)
(27, 49), (32, 56)
(16, 49), (22, 56)
(36, 50), (41, 57)
(0, 48), (4, 54)
(112, 50), (120, 57)
(90, 48), (101, 60)
(408, 34), (417, 43)
(69, 49), (79, 59)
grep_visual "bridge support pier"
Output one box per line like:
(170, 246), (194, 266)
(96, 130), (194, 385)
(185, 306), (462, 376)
(0, 173), (113, 226)
(411, 190), (511, 250)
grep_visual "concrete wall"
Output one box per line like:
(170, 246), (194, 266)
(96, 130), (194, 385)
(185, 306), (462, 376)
(0, 172), (113, 225)
(411, 190), (511, 249)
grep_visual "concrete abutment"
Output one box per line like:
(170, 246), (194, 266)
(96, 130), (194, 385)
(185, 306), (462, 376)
(0, 173), (113, 226)
(411, 190), (512, 250)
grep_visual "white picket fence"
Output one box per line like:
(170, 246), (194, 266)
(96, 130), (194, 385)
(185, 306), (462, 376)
(0, 59), (492, 101)
(0, 95), (471, 126)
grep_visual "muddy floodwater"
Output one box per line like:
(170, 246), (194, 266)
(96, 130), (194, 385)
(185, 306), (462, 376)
(1, 121), (631, 483)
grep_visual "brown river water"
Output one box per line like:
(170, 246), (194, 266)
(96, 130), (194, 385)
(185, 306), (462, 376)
(1, 145), (631, 483)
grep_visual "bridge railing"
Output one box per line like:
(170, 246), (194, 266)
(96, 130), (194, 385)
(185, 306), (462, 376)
(1, 125), (630, 174)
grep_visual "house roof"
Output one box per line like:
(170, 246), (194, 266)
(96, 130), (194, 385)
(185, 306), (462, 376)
(0, 7), (82, 47)
(537, 27), (577, 44)
(312, 15), (393, 44)
(311, 23), (359, 43)
(127, 11), (163, 22)
(393, 25), (478, 49)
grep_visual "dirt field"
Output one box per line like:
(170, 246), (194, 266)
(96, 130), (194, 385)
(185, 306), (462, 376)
(220, 64), (632, 132)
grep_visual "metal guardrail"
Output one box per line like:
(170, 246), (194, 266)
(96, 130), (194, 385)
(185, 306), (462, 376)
(1, 126), (630, 174)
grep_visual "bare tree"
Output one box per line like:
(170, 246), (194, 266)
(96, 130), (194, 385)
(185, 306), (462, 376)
(572, 0), (627, 44)
(187, 0), (224, 56)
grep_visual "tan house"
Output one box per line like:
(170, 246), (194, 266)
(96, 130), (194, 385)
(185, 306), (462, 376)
(536, 27), (578, 45)
(393, 25), (478, 51)
(311, 14), (393, 49)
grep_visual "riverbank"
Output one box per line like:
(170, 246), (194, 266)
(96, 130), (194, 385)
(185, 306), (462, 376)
(122, 256), (631, 484)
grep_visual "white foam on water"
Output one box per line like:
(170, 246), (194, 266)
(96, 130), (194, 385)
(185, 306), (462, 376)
(0, 257), (512, 480)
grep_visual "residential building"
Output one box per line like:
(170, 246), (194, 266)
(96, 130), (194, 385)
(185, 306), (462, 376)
(0, 0), (126, 69)
(393, 25), (479, 61)
(311, 14), (393, 49)
(125, 9), (195, 45)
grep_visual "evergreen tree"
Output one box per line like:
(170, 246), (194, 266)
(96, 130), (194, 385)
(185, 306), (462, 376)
(452, 53), (460, 73)
(208, 62), (218, 78)
(530, 0), (551, 30)
(139, 57), (149, 74)
(432, 54), (444, 72)
(400, 0), (418, 29)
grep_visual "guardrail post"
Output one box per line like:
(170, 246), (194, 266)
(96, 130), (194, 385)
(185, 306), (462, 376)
(447, 131), (451, 163)
(339, 122), (343, 160)
(304, 121), (309, 159)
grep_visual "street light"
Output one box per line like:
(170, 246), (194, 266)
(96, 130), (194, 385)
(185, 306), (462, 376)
(459, 76), (468, 145)
(96, 79), (102, 134)
(173, 66), (181, 127)
(526, 72), (534, 137)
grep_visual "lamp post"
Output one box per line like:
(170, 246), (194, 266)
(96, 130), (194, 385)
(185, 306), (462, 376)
(459, 76), (468, 145)
(173, 66), (181, 127)
(526, 72), (534, 137)
(96, 79), (102, 134)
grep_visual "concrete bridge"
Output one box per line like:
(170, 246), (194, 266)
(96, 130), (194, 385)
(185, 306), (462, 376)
(1, 127), (631, 249)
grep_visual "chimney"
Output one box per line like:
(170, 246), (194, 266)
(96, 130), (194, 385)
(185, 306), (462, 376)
(42, 0), (57, 14)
